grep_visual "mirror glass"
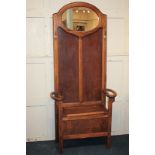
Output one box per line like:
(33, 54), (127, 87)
(62, 7), (99, 31)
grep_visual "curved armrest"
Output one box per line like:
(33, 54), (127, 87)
(106, 89), (117, 98)
(50, 92), (63, 101)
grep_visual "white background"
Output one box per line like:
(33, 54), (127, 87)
(0, 0), (155, 155)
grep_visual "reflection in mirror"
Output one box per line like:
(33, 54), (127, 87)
(62, 7), (99, 31)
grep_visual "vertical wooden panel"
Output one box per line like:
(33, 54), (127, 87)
(58, 27), (79, 102)
(79, 37), (83, 102)
(53, 14), (59, 92)
(82, 29), (103, 101)
(101, 15), (107, 103)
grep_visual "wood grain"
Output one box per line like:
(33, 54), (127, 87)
(51, 2), (117, 153)
(82, 29), (103, 101)
(58, 27), (79, 103)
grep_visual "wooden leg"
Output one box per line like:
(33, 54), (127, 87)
(106, 135), (112, 148)
(58, 103), (63, 152)
(55, 131), (59, 142)
(59, 137), (64, 153)
(55, 119), (59, 142)
(55, 103), (59, 142)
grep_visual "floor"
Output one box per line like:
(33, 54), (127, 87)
(26, 135), (129, 155)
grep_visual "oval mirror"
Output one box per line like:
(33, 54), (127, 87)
(62, 7), (99, 32)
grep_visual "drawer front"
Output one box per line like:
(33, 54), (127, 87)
(63, 118), (108, 135)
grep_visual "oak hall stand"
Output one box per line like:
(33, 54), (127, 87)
(50, 2), (117, 153)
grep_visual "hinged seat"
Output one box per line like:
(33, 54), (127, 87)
(63, 104), (108, 120)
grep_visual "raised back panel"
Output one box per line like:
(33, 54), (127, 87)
(53, 2), (107, 104)
(58, 27), (79, 102)
(83, 29), (103, 101)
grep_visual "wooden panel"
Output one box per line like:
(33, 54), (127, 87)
(82, 29), (103, 101)
(63, 104), (106, 117)
(58, 27), (79, 102)
(63, 118), (108, 135)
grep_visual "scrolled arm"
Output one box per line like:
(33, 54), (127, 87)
(50, 92), (63, 101)
(104, 89), (117, 112)
(106, 89), (117, 98)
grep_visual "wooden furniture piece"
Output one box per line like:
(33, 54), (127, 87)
(50, 2), (117, 153)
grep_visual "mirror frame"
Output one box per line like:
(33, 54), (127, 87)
(61, 7), (100, 32)
(53, 2), (107, 37)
